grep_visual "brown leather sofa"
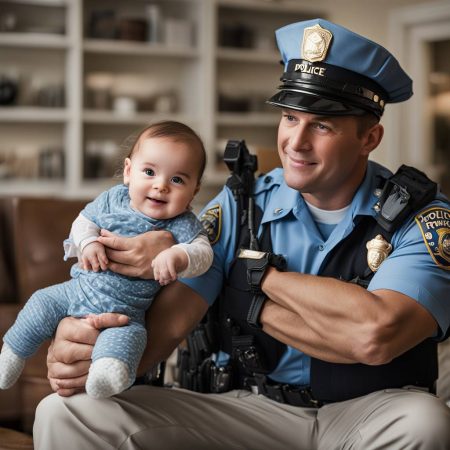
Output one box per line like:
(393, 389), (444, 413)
(0, 196), (86, 436)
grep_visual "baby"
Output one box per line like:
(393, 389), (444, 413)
(0, 121), (213, 398)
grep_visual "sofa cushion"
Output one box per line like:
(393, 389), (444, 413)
(1, 197), (86, 304)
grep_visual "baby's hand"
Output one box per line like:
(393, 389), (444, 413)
(81, 241), (108, 272)
(152, 247), (188, 286)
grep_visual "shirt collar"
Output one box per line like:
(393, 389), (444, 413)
(350, 160), (392, 219)
(260, 160), (391, 225)
(261, 179), (299, 224)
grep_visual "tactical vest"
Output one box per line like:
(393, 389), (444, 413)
(218, 166), (440, 403)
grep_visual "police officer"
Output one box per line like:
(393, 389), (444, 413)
(34, 19), (450, 449)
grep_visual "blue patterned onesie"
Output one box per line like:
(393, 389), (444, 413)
(4, 184), (204, 381)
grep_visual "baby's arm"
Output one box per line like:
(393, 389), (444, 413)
(152, 233), (213, 286)
(64, 213), (108, 271)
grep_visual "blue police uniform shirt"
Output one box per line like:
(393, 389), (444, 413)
(181, 160), (450, 386)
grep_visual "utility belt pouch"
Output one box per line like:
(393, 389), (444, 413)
(375, 165), (437, 232)
(192, 325), (213, 356)
(177, 316), (219, 392)
(210, 363), (233, 393)
(232, 334), (268, 374)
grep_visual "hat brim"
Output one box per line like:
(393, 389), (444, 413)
(267, 89), (369, 116)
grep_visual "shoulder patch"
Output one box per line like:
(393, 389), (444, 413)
(200, 204), (222, 245)
(415, 207), (450, 270)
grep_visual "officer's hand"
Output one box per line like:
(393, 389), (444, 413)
(47, 314), (129, 397)
(97, 229), (175, 279)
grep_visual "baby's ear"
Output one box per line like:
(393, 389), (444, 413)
(123, 158), (131, 185)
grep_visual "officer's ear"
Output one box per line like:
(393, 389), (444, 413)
(361, 123), (384, 156)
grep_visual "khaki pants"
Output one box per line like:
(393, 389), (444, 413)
(33, 385), (450, 450)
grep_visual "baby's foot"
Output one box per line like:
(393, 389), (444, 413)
(0, 343), (25, 389)
(86, 357), (132, 398)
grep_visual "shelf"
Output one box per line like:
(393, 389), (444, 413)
(1, 0), (315, 198)
(0, 107), (69, 123)
(217, 112), (280, 126)
(216, 47), (279, 64)
(83, 110), (197, 126)
(217, 0), (321, 14)
(0, 179), (66, 196)
(1, 0), (67, 5)
(83, 39), (199, 58)
(0, 179), (117, 200)
(75, 179), (117, 199)
(0, 32), (68, 49)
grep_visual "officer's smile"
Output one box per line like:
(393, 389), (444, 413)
(285, 155), (317, 169)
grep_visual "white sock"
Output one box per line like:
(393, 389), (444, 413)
(0, 343), (25, 389)
(86, 357), (132, 399)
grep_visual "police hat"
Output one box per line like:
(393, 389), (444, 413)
(267, 19), (413, 117)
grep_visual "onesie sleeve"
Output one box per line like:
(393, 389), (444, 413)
(63, 213), (100, 260)
(174, 233), (214, 278)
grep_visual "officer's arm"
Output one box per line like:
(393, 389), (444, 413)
(137, 280), (209, 374)
(260, 269), (437, 365)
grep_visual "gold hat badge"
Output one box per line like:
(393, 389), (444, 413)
(366, 234), (392, 272)
(302, 24), (333, 63)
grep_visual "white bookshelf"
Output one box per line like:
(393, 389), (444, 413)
(0, 31), (69, 48)
(216, 47), (279, 64)
(0, 0), (323, 198)
(216, 112), (281, 127)
(83, 39), (200, 58)
(0, 106), (69, 122)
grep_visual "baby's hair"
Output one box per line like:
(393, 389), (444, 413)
(121, 121), (207, 182)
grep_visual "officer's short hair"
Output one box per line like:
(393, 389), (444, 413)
(355, 113), (380, 138)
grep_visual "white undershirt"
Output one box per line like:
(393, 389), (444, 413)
(304, 200), (351, 225)
(305, 201), (351, 241)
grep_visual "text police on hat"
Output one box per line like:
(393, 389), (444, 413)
(267, 19), (413, 118)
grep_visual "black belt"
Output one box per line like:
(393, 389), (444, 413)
(245, 375), (323, 408)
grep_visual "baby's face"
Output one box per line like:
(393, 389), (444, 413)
(124, 136), (201, 220)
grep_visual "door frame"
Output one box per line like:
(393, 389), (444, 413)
(387, 1), (450, 176)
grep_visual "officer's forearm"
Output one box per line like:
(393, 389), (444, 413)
(261, 268), (436, 365)
(138, 281), (209, 375)
(259, 268), (374, 363)
(260, 299), (356, 363)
